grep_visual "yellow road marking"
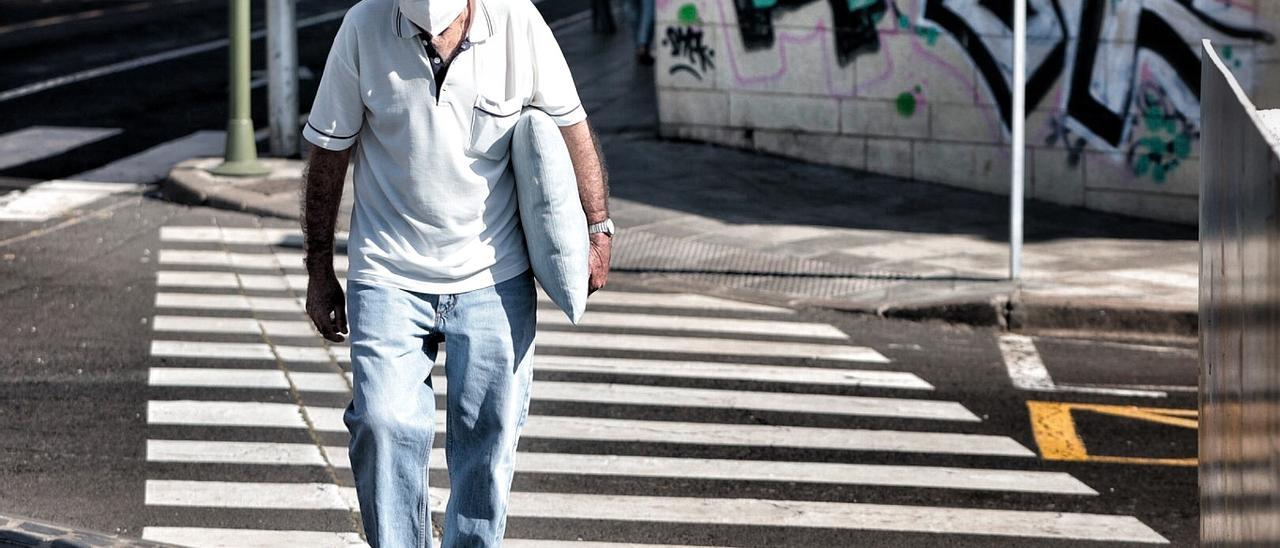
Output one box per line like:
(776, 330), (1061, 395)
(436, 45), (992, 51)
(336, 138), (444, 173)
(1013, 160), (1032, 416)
(1027, 401), (1197, 467)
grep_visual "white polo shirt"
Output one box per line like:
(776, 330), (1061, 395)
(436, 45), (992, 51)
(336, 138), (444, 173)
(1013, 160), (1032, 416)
(303, 0), (587, 294)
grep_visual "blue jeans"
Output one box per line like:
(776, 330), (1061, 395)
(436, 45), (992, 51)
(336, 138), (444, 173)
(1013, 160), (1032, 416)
(627, 0), (654, 49)
(344, 269), (537, 548)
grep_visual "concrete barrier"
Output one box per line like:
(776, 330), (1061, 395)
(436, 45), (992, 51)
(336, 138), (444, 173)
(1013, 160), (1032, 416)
(1200, 38), (1280, 546)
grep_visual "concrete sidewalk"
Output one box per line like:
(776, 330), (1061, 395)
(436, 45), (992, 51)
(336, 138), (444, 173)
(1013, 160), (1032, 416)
(165, 14), (1198, 336)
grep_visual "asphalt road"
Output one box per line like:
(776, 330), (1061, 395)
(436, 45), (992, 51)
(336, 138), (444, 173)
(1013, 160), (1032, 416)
(0, 1), (1199, 546)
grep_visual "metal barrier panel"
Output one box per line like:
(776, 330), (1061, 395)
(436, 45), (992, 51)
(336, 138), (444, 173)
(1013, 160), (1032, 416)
(1200, 39), (1280, 546)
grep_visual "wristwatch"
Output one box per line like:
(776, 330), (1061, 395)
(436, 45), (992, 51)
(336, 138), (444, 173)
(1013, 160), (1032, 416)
(587, 218), (615, 237)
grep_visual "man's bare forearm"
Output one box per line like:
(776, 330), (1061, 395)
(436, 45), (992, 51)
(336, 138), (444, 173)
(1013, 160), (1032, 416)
(559, 119), (609, 224)
(301, 146), (353, 275)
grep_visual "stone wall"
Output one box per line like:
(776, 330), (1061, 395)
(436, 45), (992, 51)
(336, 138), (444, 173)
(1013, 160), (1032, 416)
(654, 0), (1280, 224)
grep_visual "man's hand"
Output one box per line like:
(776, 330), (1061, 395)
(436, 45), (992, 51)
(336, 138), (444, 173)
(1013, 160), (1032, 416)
(588, 232), (611, 294)
(306, 269), (348, 342)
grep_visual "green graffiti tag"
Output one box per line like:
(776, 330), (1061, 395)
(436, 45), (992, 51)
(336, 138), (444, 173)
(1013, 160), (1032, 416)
(677, 3), (700, 24)
(896, 91), (917, 117)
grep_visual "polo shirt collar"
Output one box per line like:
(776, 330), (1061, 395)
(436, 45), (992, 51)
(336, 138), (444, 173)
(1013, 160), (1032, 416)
(394, 0), (493, 42)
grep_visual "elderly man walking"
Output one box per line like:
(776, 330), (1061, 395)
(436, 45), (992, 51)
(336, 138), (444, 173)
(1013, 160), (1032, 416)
(298, 0), (612, 545)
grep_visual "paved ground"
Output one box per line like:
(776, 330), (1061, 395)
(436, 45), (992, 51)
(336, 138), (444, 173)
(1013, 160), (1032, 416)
(0, 197), (1198, 546)
(0, 1), (1201, 547)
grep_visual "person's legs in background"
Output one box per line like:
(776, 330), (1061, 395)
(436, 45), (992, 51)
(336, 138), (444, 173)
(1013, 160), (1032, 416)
(629, 0), (655, 64)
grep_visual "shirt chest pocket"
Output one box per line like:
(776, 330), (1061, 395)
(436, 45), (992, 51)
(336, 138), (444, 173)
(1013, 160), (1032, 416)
(468, 94), (523, 160)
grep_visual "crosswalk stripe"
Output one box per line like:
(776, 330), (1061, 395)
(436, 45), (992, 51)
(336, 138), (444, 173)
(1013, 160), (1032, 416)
(157, 271), (291, 290)
(158, 249), (350, 272)
(536, 331), (890, 363)
(521, 380), (975, 420)
(147, 440), (1092, 495)
(144, 480), (1163, 543)
(550, 291), (793, 314)
(141, 527), (364, 548)
(464, 490), (1169, 543)
(153, 312), (840, 342)
(0, 126), (121, 170)
(151, 367), (969, 421)
(75, 131), (224, 184)
(147, 439), (328, 466)
(146, 480), (355, 510)
(531, 355), (932, 390)
(155, 292), (303, 313)
(159, 226), (349, 246)
(150, 340), (335, 362)
(148, 400), (308, 429)
(148, 368), (348, 393)
(541, 310), (848, 340)
(147, 401), (1032, 456)
(153, 315), (316, 337)
(154, 269), (788, 317)
(0, 180), (145, 221)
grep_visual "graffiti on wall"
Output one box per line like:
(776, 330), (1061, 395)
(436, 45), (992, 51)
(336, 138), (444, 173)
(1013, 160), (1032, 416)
(689, 0), (1274, 183)
(663, 4), (717, 80)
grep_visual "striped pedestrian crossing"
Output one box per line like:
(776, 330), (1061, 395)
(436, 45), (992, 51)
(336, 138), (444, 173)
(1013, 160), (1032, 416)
(148, 440), (1094, 495)
(139, 224), (1171, 546)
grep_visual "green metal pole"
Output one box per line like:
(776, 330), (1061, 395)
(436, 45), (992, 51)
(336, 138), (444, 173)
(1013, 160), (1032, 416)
(211, 0), (270, 176)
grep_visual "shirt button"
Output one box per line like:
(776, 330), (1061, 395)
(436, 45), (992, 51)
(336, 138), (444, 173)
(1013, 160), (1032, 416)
(432, 57), (441, 64)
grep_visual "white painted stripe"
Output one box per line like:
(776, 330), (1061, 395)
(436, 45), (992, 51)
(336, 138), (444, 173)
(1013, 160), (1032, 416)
(0, 126), (121, 170)
(147, 439), (1094, 495)
(141, 527), (364, 548)
(156, 270), (342, 292)
(545, 290), (793, 314)
(159, 226), (349, 246)
(0, 9), (349, 103)
(73, 131), (225, 184)
(158, 249), (349, 272)
(0, 180), (144, 221)
(997, 335), (1055, 391)
(536, 331), (890, 363)
(150, 340), (333, 362)
(543, 311), (847, 340)
(515, 414), (1031, 456)
(151, 340), (275, 361)
(519, 380), (974, 421)
(156, 271), (288, 290)
(148, 368), (348, 393)
(998, 335), (1166, 398)
(147, 400), (307, 429)
(160, 368), (962, 420)
(153, 315), (316, 337)
(312, 445), (1096, 494)
(146, 480), (354, 510)
(155, 292), (303, 313)
(150, 401), (1031, 456)
(143, 481), (1162, 543)
(478, 490), (1168, 543)
(147, 439), (327, 466)
(533, 355), (931, 389)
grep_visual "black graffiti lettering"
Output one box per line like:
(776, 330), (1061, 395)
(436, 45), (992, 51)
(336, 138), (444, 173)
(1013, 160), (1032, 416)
(663, 26), (716, 80)
(733, 0), (887, 66)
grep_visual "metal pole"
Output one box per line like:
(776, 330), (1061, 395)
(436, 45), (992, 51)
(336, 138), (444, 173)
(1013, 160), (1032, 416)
(267, 0), (299, 157)
(1009, 0), (1026, 281)
(212, 0), (270, 176)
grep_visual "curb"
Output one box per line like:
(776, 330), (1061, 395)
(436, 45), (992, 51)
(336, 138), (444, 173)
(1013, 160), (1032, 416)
(162, 158), (302, 221)
(0, 513), (178, 548)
